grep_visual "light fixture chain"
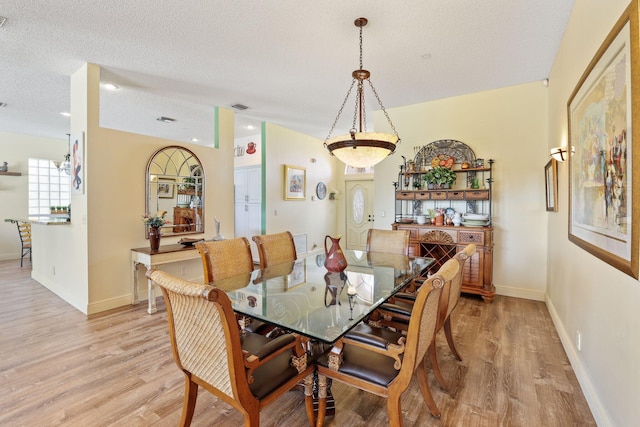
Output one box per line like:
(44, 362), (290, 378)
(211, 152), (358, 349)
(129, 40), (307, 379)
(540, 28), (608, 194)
(359, 24), (364, 70)
(324, 79), (357, 144)
(367, 79), (399, 138)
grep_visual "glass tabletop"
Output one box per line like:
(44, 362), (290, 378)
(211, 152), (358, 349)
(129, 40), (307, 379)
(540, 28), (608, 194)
(211, 250), (434, 344)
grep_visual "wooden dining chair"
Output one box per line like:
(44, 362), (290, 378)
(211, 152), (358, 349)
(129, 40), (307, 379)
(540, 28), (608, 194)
(365, 228), (410, 256)
(374, 244), (475, 390)
(252, 231), (297, 269)
(16, 221), (32, 267)
(315, 258), (460, 426)
(195, 237), (254, 283)
(147, 269), (316, 427)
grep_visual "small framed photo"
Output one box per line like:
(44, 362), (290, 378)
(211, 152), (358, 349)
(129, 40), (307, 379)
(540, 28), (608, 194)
(158, 178), (175, 199)
(545, 159), (558, 212)
(316, 182), (327, 200)
(283, 164), (306, 200)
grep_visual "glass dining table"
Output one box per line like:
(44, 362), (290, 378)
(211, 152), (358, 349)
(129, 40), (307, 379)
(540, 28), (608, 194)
(210, 249), (435, 345)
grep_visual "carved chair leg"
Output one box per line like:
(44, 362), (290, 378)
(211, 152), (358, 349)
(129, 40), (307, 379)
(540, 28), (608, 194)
(443, 317), (462, 361)
(180, 375), (199, 427)
(304, 374), (315, 427)
(416, 359), (441, 419)
(427, 341), (448, 391)
(316, 374), (328, 427)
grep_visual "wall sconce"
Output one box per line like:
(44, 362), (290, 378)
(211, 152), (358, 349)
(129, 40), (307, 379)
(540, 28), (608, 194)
(329, 189), (340, 200)
(550, 146), (574, 162)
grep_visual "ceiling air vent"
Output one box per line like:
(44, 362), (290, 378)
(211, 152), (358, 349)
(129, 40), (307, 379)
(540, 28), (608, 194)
(231, 103), (249, 111)
(156, 116), (176, 123)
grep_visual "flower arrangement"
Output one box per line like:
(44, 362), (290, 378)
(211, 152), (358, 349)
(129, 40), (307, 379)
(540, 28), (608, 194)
(142, 211), (169, 228)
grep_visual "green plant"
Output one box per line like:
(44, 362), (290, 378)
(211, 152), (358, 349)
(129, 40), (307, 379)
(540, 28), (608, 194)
(142, 211), (169, 228)
(425, 166), (456, 187)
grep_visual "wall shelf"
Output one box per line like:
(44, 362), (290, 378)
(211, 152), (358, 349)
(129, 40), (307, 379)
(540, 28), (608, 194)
(0, 171), (22, 176)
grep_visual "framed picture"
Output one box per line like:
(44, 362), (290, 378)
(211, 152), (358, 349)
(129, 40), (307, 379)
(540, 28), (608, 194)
(158, 178), (175, 198)
(567, 2), (639, 279)
(316, 182), (327, 200)
(71, 132), (84, 194)
(545, 159), (558, 212)
(283, 164), (306, 200)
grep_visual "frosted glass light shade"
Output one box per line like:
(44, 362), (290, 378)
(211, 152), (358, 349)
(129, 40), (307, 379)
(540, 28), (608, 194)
(326, 132), (398, 168)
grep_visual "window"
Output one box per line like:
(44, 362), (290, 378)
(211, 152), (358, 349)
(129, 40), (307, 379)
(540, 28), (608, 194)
(28, 158), (70, 216)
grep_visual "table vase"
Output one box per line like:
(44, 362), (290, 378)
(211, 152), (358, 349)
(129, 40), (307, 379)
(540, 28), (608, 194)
(149, 226), (161, 251)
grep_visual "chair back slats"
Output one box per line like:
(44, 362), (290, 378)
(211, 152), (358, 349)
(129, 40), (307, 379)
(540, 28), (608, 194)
(366, 229), (410, 255)
(18, 223), (31, 244)
(252, 231), (297, 269)
(195, 238), (254, 283)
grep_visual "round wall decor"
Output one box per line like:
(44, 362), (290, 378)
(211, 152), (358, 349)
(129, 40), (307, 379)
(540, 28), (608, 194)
(316, 182), (327, 200)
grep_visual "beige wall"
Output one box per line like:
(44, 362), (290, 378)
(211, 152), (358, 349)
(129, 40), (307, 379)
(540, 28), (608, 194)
(263, 122), (338, 253)
(371, 81), (549, 300)
(0, 132), (67, 261)
(546, 1), (640, 425)
(30, 64), (235, 314)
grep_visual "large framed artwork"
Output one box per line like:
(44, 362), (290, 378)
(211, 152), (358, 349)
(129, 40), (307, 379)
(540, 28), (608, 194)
(545, 159), (558, 212)
(567, 1), (639, 278)
(283, 164), (306, 200)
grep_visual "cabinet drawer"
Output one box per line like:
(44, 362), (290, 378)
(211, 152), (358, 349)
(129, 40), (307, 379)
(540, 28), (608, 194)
(466, 190), (490, 200)
(459, 231), (484, 245)
(415, 191), (430, 200)
(430, 191), (447, 200)
(448, 191), (465, 200)
(396, 191), (415, 200)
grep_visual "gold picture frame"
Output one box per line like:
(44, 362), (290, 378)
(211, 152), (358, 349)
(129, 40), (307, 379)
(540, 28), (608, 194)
(283, 164), (306, 200)
(567, 1), (639, 278)
(545, 159), (558, 212)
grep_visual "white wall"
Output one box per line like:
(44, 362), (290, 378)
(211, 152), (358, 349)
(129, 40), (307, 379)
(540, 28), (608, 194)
(264, 123), (338, 253)
(234, 133), (261, 168)
(0, 132), (67, 260)
(371, 82), (549, 300)
(546, 1), (640, 425)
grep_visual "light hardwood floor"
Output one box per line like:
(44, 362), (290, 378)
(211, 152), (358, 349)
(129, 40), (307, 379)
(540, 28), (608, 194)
(0, 259), (595, 426)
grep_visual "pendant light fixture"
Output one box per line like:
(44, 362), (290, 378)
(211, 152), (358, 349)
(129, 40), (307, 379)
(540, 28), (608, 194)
(324, 18), (400, 168)
(53, 133), (72, 175)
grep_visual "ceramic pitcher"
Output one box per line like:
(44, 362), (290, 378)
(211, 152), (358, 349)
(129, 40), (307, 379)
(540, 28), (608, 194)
(324, 235), (347, 273)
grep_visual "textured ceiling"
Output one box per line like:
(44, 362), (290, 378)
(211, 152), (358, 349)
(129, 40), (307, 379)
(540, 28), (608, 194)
(0, 1), (575, 145)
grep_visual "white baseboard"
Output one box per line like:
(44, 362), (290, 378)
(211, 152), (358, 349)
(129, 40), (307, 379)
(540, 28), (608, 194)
(495, 284), (546, 301)
(545, 296), (612, 427)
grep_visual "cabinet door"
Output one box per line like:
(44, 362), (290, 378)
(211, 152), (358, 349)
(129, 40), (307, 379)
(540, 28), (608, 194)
(458, 245), (484, 289)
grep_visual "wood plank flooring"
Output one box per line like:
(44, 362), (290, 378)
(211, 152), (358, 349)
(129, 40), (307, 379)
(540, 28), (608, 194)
(0, 259), (595, 426)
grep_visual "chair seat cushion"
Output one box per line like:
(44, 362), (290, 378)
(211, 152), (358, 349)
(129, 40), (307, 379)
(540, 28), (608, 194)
(344, 323), (404, 349)
(379, 300), (413, 318)
(241, 332), (307, 399)
(317, 342), (400, 387)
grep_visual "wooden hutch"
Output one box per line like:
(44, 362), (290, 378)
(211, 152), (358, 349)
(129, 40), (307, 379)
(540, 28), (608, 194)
(392, 140), (495, 302)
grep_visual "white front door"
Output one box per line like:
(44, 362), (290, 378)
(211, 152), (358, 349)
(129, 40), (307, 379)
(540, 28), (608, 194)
(345, 180), (374, 250)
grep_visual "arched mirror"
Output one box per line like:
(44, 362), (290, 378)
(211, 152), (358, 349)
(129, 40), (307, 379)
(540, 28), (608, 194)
(146, 146), (205, 237)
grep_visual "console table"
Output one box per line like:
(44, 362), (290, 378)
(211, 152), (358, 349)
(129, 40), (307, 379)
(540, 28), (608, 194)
(131, 244), (201, 314)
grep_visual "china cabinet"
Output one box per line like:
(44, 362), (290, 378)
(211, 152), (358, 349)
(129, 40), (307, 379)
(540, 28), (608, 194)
(392, 140), (495, 302)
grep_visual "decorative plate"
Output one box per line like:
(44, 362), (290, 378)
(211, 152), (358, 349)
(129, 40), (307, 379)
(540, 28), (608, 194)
(316, 182), (327, 200)
(445, 207), (456, 218)
(430, 154), (455, 169)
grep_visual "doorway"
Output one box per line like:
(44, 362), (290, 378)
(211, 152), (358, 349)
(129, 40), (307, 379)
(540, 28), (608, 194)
(345, 179), (374, 250)
(234, 165), (262, 260)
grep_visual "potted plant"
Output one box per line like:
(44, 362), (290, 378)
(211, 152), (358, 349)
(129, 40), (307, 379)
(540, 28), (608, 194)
(426, 166), (457, 189)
